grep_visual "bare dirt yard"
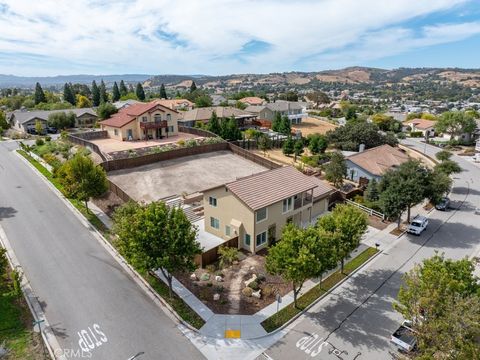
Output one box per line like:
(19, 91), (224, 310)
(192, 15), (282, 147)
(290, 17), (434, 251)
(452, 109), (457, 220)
(108, 150), (267, 202)
(292, 117), (338, 137)
(176, 252), (292, 315)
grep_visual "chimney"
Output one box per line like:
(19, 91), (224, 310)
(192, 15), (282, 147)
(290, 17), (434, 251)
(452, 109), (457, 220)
(359, 144), (365, 152)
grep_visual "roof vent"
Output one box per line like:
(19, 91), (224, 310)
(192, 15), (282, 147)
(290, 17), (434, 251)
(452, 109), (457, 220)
(359, 144), (365, 152)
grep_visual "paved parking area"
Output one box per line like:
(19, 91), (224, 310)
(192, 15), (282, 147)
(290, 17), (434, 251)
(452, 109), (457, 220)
(108, 150), (267, 202)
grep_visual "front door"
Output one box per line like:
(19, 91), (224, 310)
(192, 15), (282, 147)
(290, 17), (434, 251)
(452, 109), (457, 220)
(156, 127), (162, 139)
(268, 224), (276, 245)
(127, 129), (133, 140)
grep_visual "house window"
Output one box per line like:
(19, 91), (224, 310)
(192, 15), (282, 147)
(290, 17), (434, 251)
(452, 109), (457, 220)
(256, 207), (267, 223)
(256, 231), (267, 246)
(154, 115), (161, 122)
(166, 114), (171, 121)
(168, 126), (174, 133)
(225, 225), (231, 237)
(244, 233), (251, 246)
(208, 196), (217, 207)
(142, 116), (147, 122)
(210, 217), (220, 229)
(114, 129), (118, 136)
(282, 197), (293, 213)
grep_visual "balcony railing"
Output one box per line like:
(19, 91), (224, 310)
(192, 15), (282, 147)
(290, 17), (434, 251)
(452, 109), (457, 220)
(140, 120), (167, 129)
(294, 197), (302, 210)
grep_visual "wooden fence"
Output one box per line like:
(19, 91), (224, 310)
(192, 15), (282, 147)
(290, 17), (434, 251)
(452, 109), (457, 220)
(195, 237), (239, 268)
(178, 125), (218, 138)
(107, 179), (133, 203)
(227, 142), (281, 170)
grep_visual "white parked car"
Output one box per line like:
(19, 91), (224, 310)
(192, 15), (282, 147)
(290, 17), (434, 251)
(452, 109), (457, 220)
(407, 215), (428, 235)
(391, 320), (417, 353)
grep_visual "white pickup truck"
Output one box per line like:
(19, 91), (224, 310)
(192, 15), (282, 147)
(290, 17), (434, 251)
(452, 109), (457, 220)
(391, 321), (417, 353)
(407, 215), (428, 235)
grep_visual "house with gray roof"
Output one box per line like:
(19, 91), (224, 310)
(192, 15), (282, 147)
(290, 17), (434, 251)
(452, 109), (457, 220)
(245, 100), (308, 125)
(7, 108), (98, 132)
(178, 106), (256, 128)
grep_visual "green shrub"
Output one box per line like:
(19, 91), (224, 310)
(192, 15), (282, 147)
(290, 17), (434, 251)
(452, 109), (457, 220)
(205, 264), (216, 273)
(242, 287), (253, 297)
(45, 136), (51, 142)
(262, 285), (273, 297)
(177, 139), (186, 146)
(409, 131), (423, 138)
(35, 138), (44, 146)
(248, 281), (259, 290)
(186, 139), (197, 147)
(206, 282), (213, 287)
(218, 246), (239, 269)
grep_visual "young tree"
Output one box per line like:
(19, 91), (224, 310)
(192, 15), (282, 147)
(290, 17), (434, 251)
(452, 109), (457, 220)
(56, 153), (108, 211)
(119, 80), (128, 97)
(435, 150), (453, 162)
(225, 116), (242, 140)
(112, 81), (121, 102)
(282, 136), (294, 157)
(112, 201), (201, 297)
(257, 134), (272, 156)
(91, 80), (100, 106)
(99, 80), (108, 103)
(206, 111), (221, 135)
(324, 151), (347, 188)
(136, 83), (145, 101)
(190, 80), (197, 93)
(48, 111), (75, 129)
(379, 183), (405, 228)
(35, 120), (44, 134)
(307, 133), (328, 154)
(34, 82), (46, 105)
(293, 138), (304, 162)
(266, 224), (333, 307)
(63, 83), (76, 105)
(394, 254), (480, 358)
(160, 83), (167, 99)
(425, 170), (453, 205)
(96, 102), (118, 120)
(271, 112), (282, 132)
(435, 111), (477, 139)
(76, 94), (92, 108)
(435, 160), (462, 175)
(364, 178), (379, 202)
(278, 115), (291, 135)
(317, 204), (367, 273)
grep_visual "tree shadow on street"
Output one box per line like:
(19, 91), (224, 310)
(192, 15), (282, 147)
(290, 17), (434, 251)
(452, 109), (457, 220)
(0, 207), (17, 221)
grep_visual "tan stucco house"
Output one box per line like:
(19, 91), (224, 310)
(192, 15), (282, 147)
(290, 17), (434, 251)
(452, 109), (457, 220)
(202, 166), (334, 254)
(99, 100), (179, 141)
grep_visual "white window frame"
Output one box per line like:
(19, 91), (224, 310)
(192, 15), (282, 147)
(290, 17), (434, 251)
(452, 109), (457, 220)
(208, 196), (217, 207)
(256, 231), (267, 247)
(282, 196), (293, 213)
(256, 207), (268, 223)
(210, 217), (220, 229)
(225, 225), (231, 237)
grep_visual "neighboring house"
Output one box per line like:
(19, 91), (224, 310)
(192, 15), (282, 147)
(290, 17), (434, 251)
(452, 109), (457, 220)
(157, 99), (194, 111)
(211, 94), (227, 106)
(439, 118), (480, 143)
(112, 99), (141, 110)
(99, 100), (179, 141)
(245, 100), (308, 125)
(404, 118), (436, 137)
(202, 166), (334, 254)
(239, 96), (266, 106)
(346, 144), (409, 182)
(7, 108), (98, 132)
(178, 106), (256, 128)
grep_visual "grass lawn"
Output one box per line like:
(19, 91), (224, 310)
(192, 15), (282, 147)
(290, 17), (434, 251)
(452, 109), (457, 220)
(17, 149), (204, 329)
(261, 247), (379, 332)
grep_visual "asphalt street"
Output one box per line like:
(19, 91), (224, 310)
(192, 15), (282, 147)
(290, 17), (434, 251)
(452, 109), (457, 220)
(260, 139), (480, 360)
(0, 140), (204, 360)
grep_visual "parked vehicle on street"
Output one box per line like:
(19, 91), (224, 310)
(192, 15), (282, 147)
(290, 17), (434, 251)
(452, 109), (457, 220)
(407, 215), (428, 235)
(391, 321), (417, 353)
(435, 197), (450, 211)
(46, 126), (57, 134)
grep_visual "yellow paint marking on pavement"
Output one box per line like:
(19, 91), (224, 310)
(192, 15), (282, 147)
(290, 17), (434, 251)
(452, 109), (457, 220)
(225, 329), (241, 338)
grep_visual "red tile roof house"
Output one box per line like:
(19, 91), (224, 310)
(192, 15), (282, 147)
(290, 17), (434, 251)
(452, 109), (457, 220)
(238, 96), (266, 106)
(404, 118), (436, 137)
(99, 100), (180, 141)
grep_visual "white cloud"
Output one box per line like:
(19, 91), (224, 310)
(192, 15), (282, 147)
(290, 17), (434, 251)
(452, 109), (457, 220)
(0, 0), (476, 75)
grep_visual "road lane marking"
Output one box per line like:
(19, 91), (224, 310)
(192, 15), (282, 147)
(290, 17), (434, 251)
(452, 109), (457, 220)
(78, 323), (108, 354)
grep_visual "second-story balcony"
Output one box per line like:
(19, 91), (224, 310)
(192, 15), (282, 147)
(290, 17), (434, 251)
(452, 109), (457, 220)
(140, 120), (167, 129)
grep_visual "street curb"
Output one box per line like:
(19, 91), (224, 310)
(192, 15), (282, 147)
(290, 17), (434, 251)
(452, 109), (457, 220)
(256, 248), (383, 339)
(0, 225), (66, 360)
(14, 150), (200, 334)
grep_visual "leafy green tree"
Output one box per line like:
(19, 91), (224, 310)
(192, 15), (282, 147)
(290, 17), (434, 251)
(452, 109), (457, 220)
(271, 112), (282, 132)
(160, 83), (167, 99)
(293, 138), (304, 162)
(278, 115), (291, 135)
(435, 111), (477, 138)
(379, 182), (407, 228)
(135, 83), (145, 101)
(99, 80), (108, 103)
(282, 136), (294, 156)
(194, 95), (212, 108)
(47, 111), (76, 129)
(112, 201), (201, 297)
(34, 82), (46, 105)
(0, 110), (9, 130)
(324, 151), (347, 188)
(257, 134), (272, 156)
(394, 254), (480, 359)
(35, 120), (44, 134)
(91, 80), (100, 106)
(76, 94), (92, 108)
(435, 150), (453, 162)
(266, 224), (335, 307)
(317, 204), (367, 273)
(364, 178), (379, 202)
(112, 81), (121, 102)
(425, 170), (452, 205)
(56, 153), (108, 211)
(63, 83), (76, 105)
(307, 134), (328, 154)
(96, 102), (118, 120)
(225, 116), (242, 140)
(119, 80), (128, 97)
(435, 159), (462, 175)
(190, 80), (197, 93)
(206, 111), (221, 135)
(306, 91), (330, 107)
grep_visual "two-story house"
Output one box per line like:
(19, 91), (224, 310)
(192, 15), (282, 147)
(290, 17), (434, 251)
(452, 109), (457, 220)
(99, 100), (179, 141)
(202, 166), (334, 254)
(245, 101), (308, 126)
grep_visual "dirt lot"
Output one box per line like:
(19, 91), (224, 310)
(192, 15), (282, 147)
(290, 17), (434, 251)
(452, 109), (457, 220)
(108, 150), (267, 202)
(292, 117), (337, 137)
(91, 132), (199, 153)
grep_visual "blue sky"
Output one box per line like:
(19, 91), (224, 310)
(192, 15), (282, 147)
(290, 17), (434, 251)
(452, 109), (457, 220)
(0, 0), (479, 76)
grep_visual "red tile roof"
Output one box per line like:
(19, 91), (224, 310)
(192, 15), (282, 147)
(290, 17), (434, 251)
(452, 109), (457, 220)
(405, 118), (436, 130)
